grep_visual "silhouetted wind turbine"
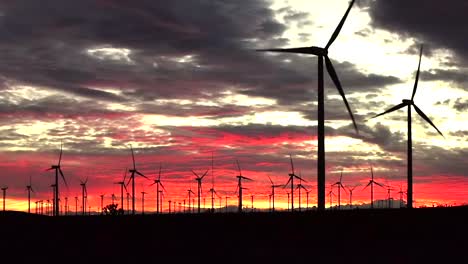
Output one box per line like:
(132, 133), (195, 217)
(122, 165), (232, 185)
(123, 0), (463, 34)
(46, 142), (68, 216)
(235, 160), (253, 213)
(296, 180), (308, 212)
(192, 169), (208, 213)
(150, 164), (166, 214)
(127, 145), (149, 215)
(187, 188), (195, 213)
(1, 186), (7, 211)
(26, 175), (34, 214)
(371, 45), (444, 209)
(347, 185), (358, 209)
(397, 185), (407, 208)
(285, 155), (305, 212)
(267, 175), (283, 212)
(74, 196), (78, 215)
(141, 191), (147, 215)
(363, 167), (385, 209)
(257, 0), (358, 211)
(99, 194), (105, 214)
(328, 186), (336, 209)
(114, 168), (128, 213)
(332, 169), (347, 210)
(80, 177), (88, 215)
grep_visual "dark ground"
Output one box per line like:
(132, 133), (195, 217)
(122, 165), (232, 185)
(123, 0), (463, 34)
(1, 207), (467, 263)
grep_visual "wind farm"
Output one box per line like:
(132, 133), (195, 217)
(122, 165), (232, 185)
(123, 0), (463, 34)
(0, 0), (467, 262)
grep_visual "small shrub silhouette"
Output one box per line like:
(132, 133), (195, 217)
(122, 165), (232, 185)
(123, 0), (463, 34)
(103, 204), (119, 216)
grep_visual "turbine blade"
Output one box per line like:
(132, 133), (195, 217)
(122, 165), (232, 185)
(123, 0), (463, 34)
(149, 182), (156, 186)
(289, 154), (295, 175)
(46, 167), (54, 171)
(123, 183), (128, 193)
(191, 170), (199, 178)
(374, 181), (385, 189)
(236, 159), (242, 176)
(267, 175), (273, 185)
(413, 104), (444, 138)
(411, 45), (423, 101)
(255, 47), (322, 56)
(242, 176), (253, 181)
(158, 164), (162, 181)
(136, 170), (149, 180)
(294, 175), (307, 182)
(371, 102), (407, 119)
(363, 181), (371, 190)
(130, 145), (136, 170)
(123, 168), (127, 182)
(325, 56), (358, 133)
(159, 182), (167, 192)
(84, 176), (88, 184)
(58, 141), (63, 166)
(200, 170), (209, 180)
(325, 0), (356, 50)
(284, 177), (292, 188)
(59, 169), (68, 188)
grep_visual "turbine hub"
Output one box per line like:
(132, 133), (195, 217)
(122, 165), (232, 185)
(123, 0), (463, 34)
(402, 99), (412, 104)
(311, 46), (328, 56)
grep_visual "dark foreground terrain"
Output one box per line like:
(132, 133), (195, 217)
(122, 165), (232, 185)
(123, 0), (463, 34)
(1, 207), (467, 263)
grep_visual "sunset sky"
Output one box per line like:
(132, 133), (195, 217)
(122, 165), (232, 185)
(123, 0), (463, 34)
(0, 0), (467, 213)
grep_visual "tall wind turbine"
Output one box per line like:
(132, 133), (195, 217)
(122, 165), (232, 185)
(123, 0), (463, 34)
(46, 142), (68, 216)
(285, 155), (305, 212)
(363, 167), (385, 209)
(1, 186), (7, 211)
(256, 0), (358, 211)
(114, 168), (128, 213)
(371, 45), (444, 209)
(332, 169), (347, 210)
(26, 176), (34, 214)
(187, 188), (195, 213)
(235, 160), (253, 213)
(80, 177), (88, 215)
(127, 145), (149, 215)
(192, 169), (208, 213)
(267, 175), (283, 212)
(150, 164), (166, 214)
(296, 180), (308, 212)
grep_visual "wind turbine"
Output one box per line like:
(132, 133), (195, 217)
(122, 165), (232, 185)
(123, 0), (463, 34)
(363, 167), (385, 209)
(256, 0), (358, 211)
(267, 175), (283, 212)
(397, 185), (407, 208)
(296, 180), (308, 212)
(332, 169), (347, 210)
(126, 145), (149, 215)
(328, 186), (336, 209)
(150, 164), (166, 214)
(99, 194), (105, 214)
(1, 186), (7, 211)
(386, 184), (396, 209)
(74, 196), (78, 215)
(80, 177), (88, 215)
(235, 160), (253, 213)
(192, 169), (208, 213)
(114, 168), (128, 213)
(187, 188), (195, 213)
(26, 176), (34, 214)
(285, 155), (305, 212)
(346, 185), (358, 209)
(46, 142), (68, 216)
(371, 45), (444, 209)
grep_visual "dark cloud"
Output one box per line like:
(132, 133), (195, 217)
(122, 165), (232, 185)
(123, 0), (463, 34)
(368, 0), (468, 65)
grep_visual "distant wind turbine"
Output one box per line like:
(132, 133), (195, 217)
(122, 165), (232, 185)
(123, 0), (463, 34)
(346, 185), (359, 209)
(235, 160), (253, 213)
(192, 169), (209, 213)
(187, 188), (195, 213)
(45, 142), (68, 216)
(296, 180), (308, 212)
(80, 177), (88, 215)
(141, 191), (147, 215)
(332, 169), (347, 210)
(257, 0), (358, 211)
(126, 145), (149, 215)
(285, 155), (305, 212)
(362, 167), (385, 209)
(267, 175), (283, 212)
(371, 45), (444, 209)
(99, 194), (105, 214)
(26, 176), (34, 214)
(114, 168), (128, 213)
(150, 164), (166, 214)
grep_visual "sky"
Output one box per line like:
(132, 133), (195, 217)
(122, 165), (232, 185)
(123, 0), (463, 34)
(0, 0), (467, 213)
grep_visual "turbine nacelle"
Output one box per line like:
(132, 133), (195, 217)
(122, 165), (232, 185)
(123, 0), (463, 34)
(402, 99), (413, 105)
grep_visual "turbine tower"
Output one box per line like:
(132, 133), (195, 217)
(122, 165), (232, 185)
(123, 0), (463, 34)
(79, 178), (88, 215)
(256, 0), (358, 211)
(332, 169), (347, 210)
(371, 45), (444, 209)
(1, 186), (7, 211)
(46, 142), (68, 216)
(114, 168), (128, 213)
